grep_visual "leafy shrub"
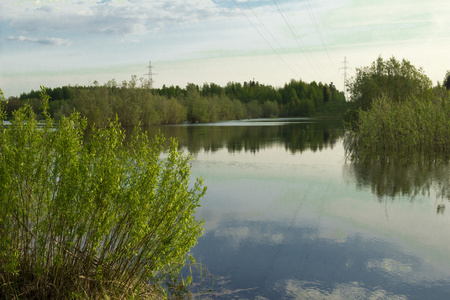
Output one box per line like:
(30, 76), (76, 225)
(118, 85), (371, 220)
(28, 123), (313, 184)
(346, 95), (450, 161)
(348, 56), (433, 111)
(0, 88), (206, 299)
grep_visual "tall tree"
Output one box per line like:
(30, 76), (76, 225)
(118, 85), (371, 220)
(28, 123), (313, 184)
(348, 56), (432, 110)
(323, 84), (331, 103)
(444, 70), (450, 91)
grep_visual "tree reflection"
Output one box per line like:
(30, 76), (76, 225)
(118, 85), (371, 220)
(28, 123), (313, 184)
(126, 119), (345, 155)
(344, 132), (450, 214)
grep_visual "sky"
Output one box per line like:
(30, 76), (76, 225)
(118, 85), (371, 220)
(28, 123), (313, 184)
(0, 0), (449, 98)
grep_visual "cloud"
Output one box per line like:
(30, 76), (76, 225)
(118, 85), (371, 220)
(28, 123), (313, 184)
(8, 35), (71, 46)
(35, 4), (52, 13)
(2, 0), (236, 37)
(321, 0), (450, 47)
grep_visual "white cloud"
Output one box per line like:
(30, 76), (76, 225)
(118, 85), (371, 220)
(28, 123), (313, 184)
(35, 4), (52, 12)
(8, 35), (71, 46)
(1, 0), (236, 37)
(1, 0), (449, 97)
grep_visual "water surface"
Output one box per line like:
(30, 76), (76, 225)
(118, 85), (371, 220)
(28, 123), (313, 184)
(143, 118), (450, 299)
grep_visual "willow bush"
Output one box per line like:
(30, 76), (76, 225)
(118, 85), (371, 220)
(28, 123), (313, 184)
(346, 94), (450, 161)
(0, 88), (206, 299)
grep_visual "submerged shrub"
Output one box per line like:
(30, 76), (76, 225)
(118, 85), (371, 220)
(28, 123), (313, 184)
(0, 88), (206, 299)
(346, 95), (450, 161)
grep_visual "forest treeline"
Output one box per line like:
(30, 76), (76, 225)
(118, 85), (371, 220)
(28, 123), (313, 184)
(3, 77), (347, 126)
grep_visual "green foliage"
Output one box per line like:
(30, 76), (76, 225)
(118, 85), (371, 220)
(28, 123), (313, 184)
(444, 70), (450, 91)
(348, 56), (432, 111)
(346, 95), (450, 161)
(0, 88), (206, 298)
(0, 89), (6, 102)
(156, 96), (187, 125)
(345, 57), (450, 169)
(7, 77), (348, 125)
(184, 84), (210, 123)
(246, 100), (263, 119)
(262, 100), (279, 118)
(232, 98), (247, 120)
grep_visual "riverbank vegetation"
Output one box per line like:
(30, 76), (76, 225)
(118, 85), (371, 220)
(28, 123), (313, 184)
(0, 89), (206, 298)
(3, 77), (348, 126)
(345, 56), (450, 161)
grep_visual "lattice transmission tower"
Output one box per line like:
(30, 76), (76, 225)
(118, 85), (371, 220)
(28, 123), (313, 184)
(339, 57), (351, 100)
(145, 61), (156, 89)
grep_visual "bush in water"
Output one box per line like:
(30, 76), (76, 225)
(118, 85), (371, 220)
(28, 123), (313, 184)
(346, 94), (450, 161)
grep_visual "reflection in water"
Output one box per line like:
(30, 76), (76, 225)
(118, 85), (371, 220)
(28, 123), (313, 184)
(124, 118), (450, 299)
(366, 258), (413, 277)
(280, 280), (408, 300)
(343, 132), (450, 214)
(343, 160), (450, 210)
(126, 118), (344, 155)
(191, 216), (450, 299)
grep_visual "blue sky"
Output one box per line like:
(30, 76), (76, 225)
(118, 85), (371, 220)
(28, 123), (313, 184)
(1, 0), (449, 97)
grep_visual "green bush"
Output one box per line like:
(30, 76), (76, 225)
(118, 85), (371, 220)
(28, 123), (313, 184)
(348, 56), (433, 111)
(346, 95), (450, 161)
(0, 88), (206, 299)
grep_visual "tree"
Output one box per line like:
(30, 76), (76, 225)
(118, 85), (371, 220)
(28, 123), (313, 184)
(286, 88), (300, 116)
(262, 100), (279, 118)
(232, 98), (246, 120)
(72, 86), (113, 127)
(329, 82), (336, 95)
(246, 100), (263, 118)
(310, 81), (323, 108)
(185, 84), (209, 123)
(444, 70), (450, 91)
(348, 56), (433, 111)
(0, 88), (206, 298)
(323, 84), (331, 103)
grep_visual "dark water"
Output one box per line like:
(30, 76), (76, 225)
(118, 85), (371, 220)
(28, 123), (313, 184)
(140, 118), (450, 299)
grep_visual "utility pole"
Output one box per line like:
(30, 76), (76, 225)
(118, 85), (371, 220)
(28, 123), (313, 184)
(339, 57), (351, 100)
(145, 61), (156, 89)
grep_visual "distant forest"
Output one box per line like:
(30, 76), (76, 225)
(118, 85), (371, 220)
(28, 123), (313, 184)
(4, 76), (348, 126)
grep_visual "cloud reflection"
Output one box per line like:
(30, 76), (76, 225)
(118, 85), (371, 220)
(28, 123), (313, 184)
(192, 215), (450, 298)
(280, 280), (408, 300)
(366, 258), (413, 278)
(214, 225), (285, 247)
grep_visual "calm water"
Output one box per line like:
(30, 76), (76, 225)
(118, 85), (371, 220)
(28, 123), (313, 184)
(141, 118), (450, 299)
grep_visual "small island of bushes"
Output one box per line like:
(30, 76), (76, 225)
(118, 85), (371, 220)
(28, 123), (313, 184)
(344, 56), (450, 161)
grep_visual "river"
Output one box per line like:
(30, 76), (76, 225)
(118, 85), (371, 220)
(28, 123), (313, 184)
(139, 118), (450, 299)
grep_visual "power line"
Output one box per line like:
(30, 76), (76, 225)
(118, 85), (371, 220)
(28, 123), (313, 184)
(272, 0), (325, 80)
(244, 2), (304, 77)
(233, 0), (339, 85)
(305, 0), (338, 73)
(232, 0), (300, 78)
